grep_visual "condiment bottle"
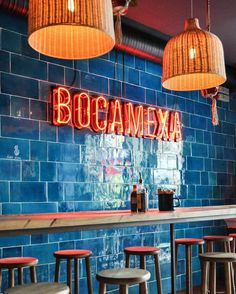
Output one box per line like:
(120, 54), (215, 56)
(130, 185), (138, 213)
(137, 173), (148, 212)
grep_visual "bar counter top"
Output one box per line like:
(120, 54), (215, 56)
(0, 205), (236, 236)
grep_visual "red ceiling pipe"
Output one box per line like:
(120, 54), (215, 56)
(0, 0), (28, 16)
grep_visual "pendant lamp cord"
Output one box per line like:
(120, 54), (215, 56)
(68, 60), (77, 89)
(206, 0), (211, 31)
(190, 0), (194, 18)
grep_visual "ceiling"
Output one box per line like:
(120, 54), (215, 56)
(127, 0), (236, 68)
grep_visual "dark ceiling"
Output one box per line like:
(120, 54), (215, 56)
(127, 0), (236, 68)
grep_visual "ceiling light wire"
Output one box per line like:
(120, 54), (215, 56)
(206, 0), (211, 31)
(190, 0), (194, 18)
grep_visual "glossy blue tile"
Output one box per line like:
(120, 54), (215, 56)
(48, 183), (64, 202)
(135, 56), (145, 70)
(1, 73), (38, 99)
(48, 143), (80, 163)
(1, 116), (39, 140)
(190, 115), (207, 130)
(22, 203), (57, 213)
(65, 68), (80, 88)
(187, 157), (204, 171)
(10, 182), (46, 202)
(127, 68), (139, 85)
(40, 162), (57, 182)
(11, 54), (47, 80)
(0, 94), (10, 115)
(109, 79), (122, 97)
(0, 137), (29, 160)
(123, 83), (145, 102)
(31, 141), (47, 161)
(40, 122), (57, 142)
(48, 64), (64, 84)
(0, 160), (20, 180)
(146, 89), (156, 105)
(89, 58), (115, 78)
(81, 72), (108, 94)
(192, 143), (208, 157)
(30, 100), (47, 121)
(184, 171), (200, 185)
(0, 50), (9, 72)
(140, 72), (161, 91)
(58, 125), (73, 143)
(23, 243), (58, 264)
(1, 29), (21, 54)
(57, 163), (86, 182)
(22, 161), (39, 181)
(2, 203), (21, 214)
(3, 247), (22, 258)
(21, 35), (39, 59)
(11, 96), (29, 118)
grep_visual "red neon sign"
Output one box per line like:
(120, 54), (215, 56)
(52, 87), (182, 141)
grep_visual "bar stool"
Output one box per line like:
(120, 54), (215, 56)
(96, 268), (150, 294)
(229, 233), (236, 252)
(54, 249), (93, 294)
(4, 282), (70, 294)
(199, 252), (236, 294)
(124, 246), (162, 294)
(203, 235), (233, 252)
(0, 257), (38, 289)
(175, 238), (204, 294)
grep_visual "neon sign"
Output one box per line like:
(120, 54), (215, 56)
(52, 87), (182, 141)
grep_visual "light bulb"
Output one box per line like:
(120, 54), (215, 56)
(68, 0), (75, 12)
(189, 48), (196, 59)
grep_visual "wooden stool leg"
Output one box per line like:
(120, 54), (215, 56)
(185, 245), (192, 294)
(30, 266), (37, 283)
(225, 262), (232, 294)
(209, 262), (216, 294)
(139, 255), (146, 294)
(119, 284), (128, 294)
(8, 269), (14, 288)
(67, 259), (72, 293)
(55, 258), (60, 282)
(143, 282), (148, 294)
(199, 244), (204, 254)
(85, 256), (93, 294)
(18, 267), (23, 285)
(99, 282), (106, 294)
(201, 260), (208, 294)
(154, 254), (163, 294)
(125, 254), (130, 268)
(74, 258), (79, 294)
(175, 243), (178, 275)
(207, 241), (214, 252)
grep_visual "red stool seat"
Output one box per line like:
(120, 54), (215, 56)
(0, 257), (38, 289)
(54, 249), (91, 258)
(0, 257), (38, 266)
(124, 246), (160, 255)
(229, 233), (236, 238)
(203, 235), (233, 241)
(175, 238), (204, 245)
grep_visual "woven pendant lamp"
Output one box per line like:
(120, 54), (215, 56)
(162, 18), (226, 91)
(28, 0), (115, 60)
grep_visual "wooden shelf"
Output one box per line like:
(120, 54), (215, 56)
(0, 205), (236, 236)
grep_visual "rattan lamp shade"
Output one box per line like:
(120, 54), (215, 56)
(162, 18), (226, 91)
(28, 0), (115, 60)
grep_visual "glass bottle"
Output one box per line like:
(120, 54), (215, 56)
(137, 173), (148, 212)
(130, 185), (138, 213)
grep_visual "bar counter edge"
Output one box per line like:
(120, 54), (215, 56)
(0, 205), (235, 237)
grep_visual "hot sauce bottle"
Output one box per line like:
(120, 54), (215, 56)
(137, 173), (148, 213)
(130, 185), (138, 213)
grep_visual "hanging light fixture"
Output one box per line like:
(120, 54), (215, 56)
(28, 0), (115, 60)
(162, 1), (226, 91)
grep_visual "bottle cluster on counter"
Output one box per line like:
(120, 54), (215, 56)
(130, 173), (148, 213)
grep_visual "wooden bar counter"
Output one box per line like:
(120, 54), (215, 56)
(0, 205), (236, 237)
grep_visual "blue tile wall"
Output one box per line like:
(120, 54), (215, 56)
(0, 9), (236, 293)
